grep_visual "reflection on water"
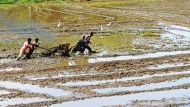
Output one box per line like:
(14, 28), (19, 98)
(51, 88), (190, 107)
(0, 81), (72, 97)
(1, 4), (103, 25)
(0, 5), (55, 39)
(93, 75), (190, 94)
(88, 50), (190, 63)
(0, 97), (50, 106)
(61, 70), (190, 87)
(161, 24), (190, 42)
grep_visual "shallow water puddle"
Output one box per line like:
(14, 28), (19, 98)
(26, 72), (100, 80)
(161, 24), (190, 42)
(148, 62), (190, 70)
(181, 104), (190, 107)
(88, 50), (190, 63)
(61, 70), (190, 87)
(93, 76), (190, 94)
(0, 81), (72, 97)
(51, 89), (190, 107)
(26, 74), (67, 80)
(0, 67), (22, 72)
(0, 97), (50, 106)
(0, 90), (10, 95)
(169, 25), (190, 41)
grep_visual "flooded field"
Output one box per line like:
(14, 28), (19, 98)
(1, 0), (190, 106)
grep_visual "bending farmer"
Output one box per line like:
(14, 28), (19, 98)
(16, 38), (33, 61)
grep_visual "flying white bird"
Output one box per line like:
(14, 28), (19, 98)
(100, 25), (103, 31)
(68, 60), (76, 66)
(164, 25), (167, 31)
(57, 20), (61, 28)
(107, 22), (112, 26)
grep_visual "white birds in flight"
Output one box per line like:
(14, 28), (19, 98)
(100, 25), (103, 31)
(57, 21), (111, 39)
(107, 22), (112, 26)
(57, 20), (61, 28)
(100, 22), (112, 31)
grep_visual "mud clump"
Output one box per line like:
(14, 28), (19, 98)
(40, 43), (70, 57)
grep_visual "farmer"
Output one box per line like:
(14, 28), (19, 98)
(16, 38), (33, 61)
(71, 36), (86, 53)
(25, 38), (39, 59)
(71, 32), (94, 54)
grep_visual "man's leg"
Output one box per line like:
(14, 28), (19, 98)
(16, 51), (24, 61)
(86, 45), (92, 53)
(71, 47), (77, 53)
(25, 49), (34, 59)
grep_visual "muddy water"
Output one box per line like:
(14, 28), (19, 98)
(147, 62), (190, 70)
(51, 89), (190, 107)
(0, 81), (72, 97)
(26, 72), (100, 80)
(0, 5), (101, 25)
(27, 65), (190, 81)
(60, 70), (190, 87)
(0, 97), (50, 106)
(1, 5), (63, 25)
(160, 24), (190, 50)
(0, 6), (54, 39)
(164, 25), (190, 41)
(88, 50), (190, 63)
(93, 76), (190, 94)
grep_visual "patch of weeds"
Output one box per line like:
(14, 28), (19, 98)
(141, 30), (162, 37)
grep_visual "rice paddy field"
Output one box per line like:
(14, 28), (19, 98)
(1, 0), (190, 106)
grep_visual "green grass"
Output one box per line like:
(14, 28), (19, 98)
(0, 0), (16, 4)
(0, 4), (17, 9)
(140, 30), (162, 37)
(82, 0), (160, 7)
(0, 0), (44, 4)
(0, 41), (20, 53)
(91, 33), (133, 52)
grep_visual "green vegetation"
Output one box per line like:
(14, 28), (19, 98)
(140, 30), (162, 37)
(82, 0), (160, 7)
(91, 33), (133, 52)
(0, 0), (161, 5)
(0, 0), (44, 4)
(0, 0), (16, 4)
(0, 40), (20, 52)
